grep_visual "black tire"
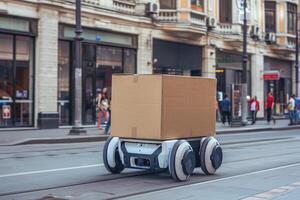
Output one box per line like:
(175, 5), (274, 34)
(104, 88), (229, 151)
(169, 140), (195, 182)
(200, 137), (223, 175)
(103, 136), (124, 174)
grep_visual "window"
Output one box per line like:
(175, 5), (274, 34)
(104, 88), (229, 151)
(160, 0), (176, 9)
(287, 3), (297, 34)
(219, 0), (232, 23)
(58, 41), (71, 125)
(0, 34), (34, 127)
(191, 0), (204, 12)
(265, 1), (276, 33)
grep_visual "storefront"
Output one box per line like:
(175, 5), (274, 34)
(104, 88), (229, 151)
(152, 39), (202, 76)
(216, 50), (251, 100)
(58, 25), (137, 125)
(264, 57), (292, 115)
(0, 16), (36, 128)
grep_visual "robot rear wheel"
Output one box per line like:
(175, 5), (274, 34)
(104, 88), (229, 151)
(103, 136), (124, 174)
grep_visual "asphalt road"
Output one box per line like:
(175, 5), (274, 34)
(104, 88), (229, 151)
(0, 129), (300, 200)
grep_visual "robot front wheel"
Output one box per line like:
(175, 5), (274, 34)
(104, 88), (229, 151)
(168, 137), (223, 182)
(103, 136), (124, 174)
(200, 137), (223, 175)
(169, 140), (196, 182)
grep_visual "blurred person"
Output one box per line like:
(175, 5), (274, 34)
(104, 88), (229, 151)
(266, 92), (274, 125)
(220, 94), (231, 125)
(287, 94), (296, 126)
(250, 96), (260, 125)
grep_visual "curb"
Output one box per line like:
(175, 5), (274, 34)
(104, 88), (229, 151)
(9, 135), (109, 146)
(6, 125), (300, 146)
(217, 125), (300, 134)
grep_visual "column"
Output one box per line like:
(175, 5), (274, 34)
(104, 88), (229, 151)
(251, 53), (264, 118)
(202, 45), (216, 78)
(137, 29), (153, 74)
(35, 8), (59, 128)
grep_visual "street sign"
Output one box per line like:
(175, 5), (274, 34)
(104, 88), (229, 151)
(263, 70), (280, 80)
(2, 105), (11, 119)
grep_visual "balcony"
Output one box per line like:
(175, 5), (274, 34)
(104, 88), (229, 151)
(53, 0), (136, 14)
(217, 23), (242, 35)
(158, 9), (207, 29)
(158, 10), (178, 22)
(190, 10), (206, 26)
(112, 0), (136, 14)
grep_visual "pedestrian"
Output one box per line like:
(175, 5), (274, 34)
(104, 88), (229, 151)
(97, 88), (109, 130)
(104, 98), (111, 135)
(220, 94), (231, 125)
(250, 96), (260, 125)
(266, 92), (274, 125)
(287, 94), (296, 126)
(295, 96), (300, 125)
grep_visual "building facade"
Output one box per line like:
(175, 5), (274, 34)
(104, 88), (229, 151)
(0, 0), (299, 128)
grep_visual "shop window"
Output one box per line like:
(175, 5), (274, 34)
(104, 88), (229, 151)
(0, 34), (13, 127)
(15, 36), (34, 126)
(58, 41), (71, 125)
(219, 0), (232, 23)
(287, 3), (297, 35)
(191, 0), (204, 12)
(124, 49), (136, 74)
(160, 0), (176, 9)
(0, 34), (34, 127)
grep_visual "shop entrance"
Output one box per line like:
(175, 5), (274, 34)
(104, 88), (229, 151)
(265, 78), (292, 115)
(81, 43), (136, 125)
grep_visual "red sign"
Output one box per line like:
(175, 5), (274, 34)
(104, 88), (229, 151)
(2, 105), (11, 119)
(263, 71), (280, 80)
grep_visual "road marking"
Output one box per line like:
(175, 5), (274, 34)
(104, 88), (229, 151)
(0, 164), (104, 178)
(242, 180), (300, 200)
(124, 162), (300, 198)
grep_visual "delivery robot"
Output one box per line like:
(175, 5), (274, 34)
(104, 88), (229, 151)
(103, 136), (223, 181)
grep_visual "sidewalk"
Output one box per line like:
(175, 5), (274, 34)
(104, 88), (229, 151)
(0, 119), (299, 146)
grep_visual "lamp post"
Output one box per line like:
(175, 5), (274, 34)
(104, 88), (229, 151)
(241, 0), (248, 125)
(69, 0), (86, 134)
(296, 12), (299, 96)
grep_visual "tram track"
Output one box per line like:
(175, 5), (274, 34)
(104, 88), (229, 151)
(0, 170), (153, 197)
(106, 162), (300, 200)
(1, 136), (300, 199)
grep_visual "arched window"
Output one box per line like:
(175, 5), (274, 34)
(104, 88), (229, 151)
(160, 0), (176, 9)
(219, 0), (232, 23)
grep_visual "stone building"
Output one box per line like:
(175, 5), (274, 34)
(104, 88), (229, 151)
(0, 0), (299, 128)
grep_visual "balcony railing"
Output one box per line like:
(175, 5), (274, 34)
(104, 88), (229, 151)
(63, 0), (136, 14)
(190, 10), (206, 26)
(158, 10), (178, 22)
(159, 9), (206, 27)
(113, 0), (135, 14)
(217, 23), (242, 35)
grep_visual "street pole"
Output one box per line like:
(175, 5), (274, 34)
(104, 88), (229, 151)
(296, 12), (299, 96)
(69, 0), (86, 134)
(241, 0), (248, 125)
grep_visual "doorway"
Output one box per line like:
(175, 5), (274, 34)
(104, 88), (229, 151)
(81, 44), (136, 125)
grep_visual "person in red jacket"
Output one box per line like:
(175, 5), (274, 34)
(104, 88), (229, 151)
(266, 92), (274, 124)
(250, 96), (260, 124)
